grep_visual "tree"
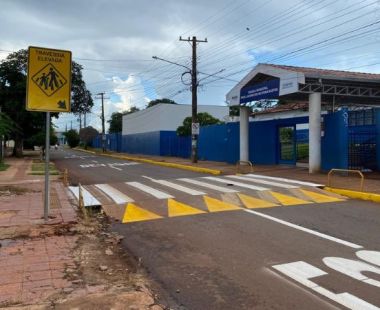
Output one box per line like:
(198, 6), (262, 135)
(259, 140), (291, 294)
(0, 49), (93, 157)
(79, 126), (98, 149)
(147, 98), (177, 108)
(176, 112), (222, 136)
(107, 106), (140, 134)
(64, 129), (80, 148)
(108, 112), (123, 134)
(71, 62), (94, 116)
(0, 111), (15, 137)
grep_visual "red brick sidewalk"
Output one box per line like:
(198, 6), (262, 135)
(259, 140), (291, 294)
(0, 182), (77, 227)
(0, 235), (77, 305)
(0, 157), (79, 307)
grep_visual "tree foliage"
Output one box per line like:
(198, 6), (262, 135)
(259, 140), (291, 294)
(0, 111), (17, 137)
(64, 129), (80, 148)
(79, 126), (98, 148)
(0, 49), (93, 157)
(176, 112), (222, 136)
(107, 106), (140, 134)
(147, 98), (177, 108)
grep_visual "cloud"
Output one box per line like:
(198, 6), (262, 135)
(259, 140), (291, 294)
(2, 0), (380, 132)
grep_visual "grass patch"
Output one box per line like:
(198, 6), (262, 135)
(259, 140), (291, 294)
(0, 162), (9, 171)
(29, 161), (59, 175)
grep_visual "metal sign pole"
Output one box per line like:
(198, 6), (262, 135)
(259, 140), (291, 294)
(44, 111), (50, 221)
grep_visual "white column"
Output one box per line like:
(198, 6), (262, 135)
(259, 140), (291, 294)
(239, 106), (250, 162)
(309, 92), (321, 173)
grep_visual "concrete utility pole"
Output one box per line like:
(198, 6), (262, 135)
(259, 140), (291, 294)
(179, 36), (207, 163)
(96, 92), (107, 152)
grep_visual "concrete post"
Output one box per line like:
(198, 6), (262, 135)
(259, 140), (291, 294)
(239, 106), (250, 162)
(309, 92), (322, 173)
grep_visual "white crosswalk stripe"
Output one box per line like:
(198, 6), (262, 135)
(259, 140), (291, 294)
(95, 184), (134, 204)
(149, 179), (206, 196)
(70, 174), (333, 207)
(178, 178), (238, 193)
(69, 186), (101, 207)
(202, 176), (268, 191)
(226, 175), (298, 189)
(126, 181), (174, 199)
(246, 174), (323, 187)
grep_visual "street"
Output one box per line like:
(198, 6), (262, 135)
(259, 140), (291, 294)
(52, 148), (380, 310)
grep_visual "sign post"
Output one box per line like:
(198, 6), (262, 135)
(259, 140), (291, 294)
(26, 46), (72, 221)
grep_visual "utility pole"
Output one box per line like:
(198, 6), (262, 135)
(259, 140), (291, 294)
(96, 92), (108, 152)
(78, 113), (82, 131)
(0, 106), (3, 162)
(70, 120), (72, 130)
(179, 36), (207, 163)
(84, 112), (87, 128)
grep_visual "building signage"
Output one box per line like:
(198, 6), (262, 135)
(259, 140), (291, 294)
(26, 46), (72, 112)
(240, 79), (280, 104)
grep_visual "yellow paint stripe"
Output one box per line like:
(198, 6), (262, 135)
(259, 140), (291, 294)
(300, 189), (343, 203)
(269, 191), (311, 206)
(168, 199), (206, 217)
(238, 193), (279, 209)
(122, 203), (162, 223)
(203, 196), (241, 212)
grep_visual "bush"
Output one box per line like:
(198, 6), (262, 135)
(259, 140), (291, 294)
(64, 130), (80, 148)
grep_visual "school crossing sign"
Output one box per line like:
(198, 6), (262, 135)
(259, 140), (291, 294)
(26, 46), (72, 112)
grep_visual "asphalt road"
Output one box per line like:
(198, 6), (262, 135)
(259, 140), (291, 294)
(52, 148), (380, 310)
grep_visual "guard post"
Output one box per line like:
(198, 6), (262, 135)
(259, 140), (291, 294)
(26, 46), (72, 222)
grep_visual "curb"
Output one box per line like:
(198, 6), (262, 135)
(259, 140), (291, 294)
(324, 187), (380, 203)
(74, 148), (222, 175)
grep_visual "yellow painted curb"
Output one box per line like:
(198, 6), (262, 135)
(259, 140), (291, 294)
(324, 187), (380, 203)
(74, 148), (222, 175)
(73, 147), (96, 154)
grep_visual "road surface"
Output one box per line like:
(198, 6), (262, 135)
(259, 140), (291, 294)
(52, 148), (380, 310)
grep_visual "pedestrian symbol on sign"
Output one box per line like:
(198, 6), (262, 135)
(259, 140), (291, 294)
(32, 63), (67, 97)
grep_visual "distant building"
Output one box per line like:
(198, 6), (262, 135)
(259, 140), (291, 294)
(122, 103), (229, 135)
(56, 131), (66, 145)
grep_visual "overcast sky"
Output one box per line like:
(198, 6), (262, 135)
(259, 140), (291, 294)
(1, 0), (380, 132)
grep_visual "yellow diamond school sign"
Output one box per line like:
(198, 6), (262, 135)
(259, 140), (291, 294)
(26, 46), (72, 112)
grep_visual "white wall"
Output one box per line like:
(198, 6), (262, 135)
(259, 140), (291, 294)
(122, 104), (229, 135)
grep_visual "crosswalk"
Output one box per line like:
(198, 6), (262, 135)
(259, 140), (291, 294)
(68, 174), (344, 224)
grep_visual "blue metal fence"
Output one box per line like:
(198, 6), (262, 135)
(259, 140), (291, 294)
(91, 108), (379, 171)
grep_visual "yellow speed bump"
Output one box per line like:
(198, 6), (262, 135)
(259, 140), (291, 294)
(122, 203), (162, 223)
(238, 193), (279, 209)
(300, 189), (343, 203)
(204, 196), (241, 213)
(269, 191), (311, 206)
(168, 199), (206, 217)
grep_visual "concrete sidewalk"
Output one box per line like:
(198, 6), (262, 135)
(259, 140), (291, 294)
(0, 157), (78, 307)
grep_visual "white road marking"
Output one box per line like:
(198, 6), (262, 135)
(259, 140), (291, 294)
(68, 186), (101, 207)
(178, 178), (238, 193)
(95, 184), (134, 204)
(108, 165), (122, 171)
(203, 176), (268, 191)
(145, 178), (206, 195)
(273, 261), (379, 310)
(126, 181), (174, 199)
(226, 175), (298, 189)
(246, 174), (323, 187)
(356, 250), (380, 267)
(243, 209), (362, 249)
(323, 257), (380, 288)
